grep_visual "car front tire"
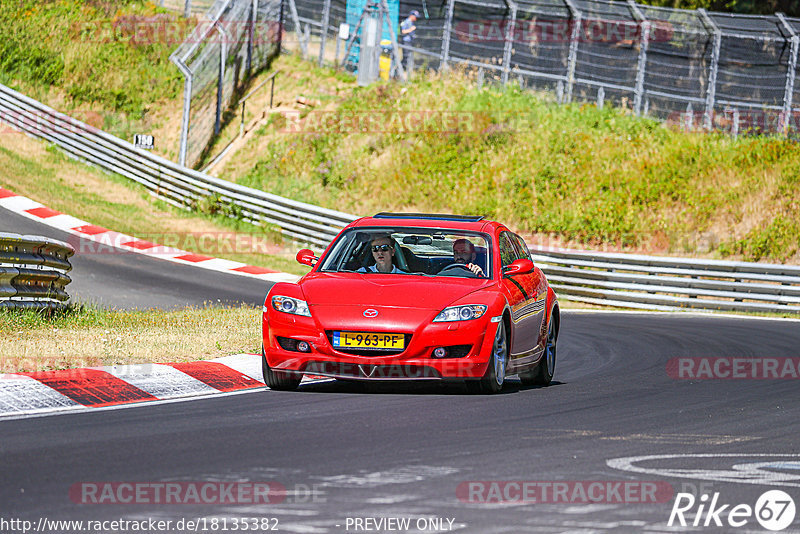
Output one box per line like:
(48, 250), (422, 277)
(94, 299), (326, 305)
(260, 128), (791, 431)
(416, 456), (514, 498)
(262, 347), (302, 391)
(467, 321), (508, 394)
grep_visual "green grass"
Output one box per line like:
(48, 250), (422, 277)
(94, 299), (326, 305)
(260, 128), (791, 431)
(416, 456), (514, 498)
(0, 0), (183, 116)
(226, 55), (800, 263)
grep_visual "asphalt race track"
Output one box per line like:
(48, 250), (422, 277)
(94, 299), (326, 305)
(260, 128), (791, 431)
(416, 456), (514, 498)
(2, 312), (800, 533)
(0, 206), (272, 309)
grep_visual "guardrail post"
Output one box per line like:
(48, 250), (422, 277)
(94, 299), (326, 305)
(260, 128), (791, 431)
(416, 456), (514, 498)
(563, 0), (581, 103)
(501, 1), (517, 86)
(628, 0), (650, 116)
(776, 13), (798, 136)
(440, 0), (456, 71)
(698, 9), (720, 131)
(319, 0), (332, 67)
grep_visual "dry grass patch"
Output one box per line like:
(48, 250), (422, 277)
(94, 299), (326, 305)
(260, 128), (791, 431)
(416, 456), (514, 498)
(0, 305), (261, 373)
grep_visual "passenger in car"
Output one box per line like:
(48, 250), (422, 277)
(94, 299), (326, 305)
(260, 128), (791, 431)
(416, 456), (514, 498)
(450, 238), (485, 276)
(358, 235), (402, 273)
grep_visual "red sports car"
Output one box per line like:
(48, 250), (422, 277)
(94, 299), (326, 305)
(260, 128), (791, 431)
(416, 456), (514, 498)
(261, 213), (559, 393)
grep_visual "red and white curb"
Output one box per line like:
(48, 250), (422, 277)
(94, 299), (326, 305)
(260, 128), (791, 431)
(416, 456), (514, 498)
(0, 187), (300, 283)
(0, 354), (329, 419)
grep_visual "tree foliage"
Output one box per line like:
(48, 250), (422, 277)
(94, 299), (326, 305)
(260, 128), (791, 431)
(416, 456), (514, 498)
(637, 0), (800, 17)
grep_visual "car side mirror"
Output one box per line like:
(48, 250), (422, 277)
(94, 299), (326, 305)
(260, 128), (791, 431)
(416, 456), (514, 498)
(503, 258), (534, 276)
(296, 249), (318, 267)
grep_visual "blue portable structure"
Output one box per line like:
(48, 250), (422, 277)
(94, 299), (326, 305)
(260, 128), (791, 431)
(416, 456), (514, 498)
(345, 0), (399, 67)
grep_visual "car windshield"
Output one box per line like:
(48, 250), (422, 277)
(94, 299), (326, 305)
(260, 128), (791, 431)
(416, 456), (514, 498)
(319, 227), (492, 279)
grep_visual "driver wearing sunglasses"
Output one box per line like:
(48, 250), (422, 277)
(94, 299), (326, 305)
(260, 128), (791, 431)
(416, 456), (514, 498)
(357, 235), (401, 273)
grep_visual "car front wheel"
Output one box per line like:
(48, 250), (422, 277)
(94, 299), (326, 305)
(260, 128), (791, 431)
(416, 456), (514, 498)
(466, 321), (508, 394)
(262, 347), (302, 391)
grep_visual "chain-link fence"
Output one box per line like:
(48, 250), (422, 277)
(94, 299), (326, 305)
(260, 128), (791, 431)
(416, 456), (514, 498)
(282, 0), (800, 136)
(170, 0), (282, 168)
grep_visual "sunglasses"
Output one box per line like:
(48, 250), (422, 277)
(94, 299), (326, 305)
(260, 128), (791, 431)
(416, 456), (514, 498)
(371, 244), (391, 252)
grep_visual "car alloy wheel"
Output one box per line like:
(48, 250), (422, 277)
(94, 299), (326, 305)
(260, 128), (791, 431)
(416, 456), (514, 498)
(468, 321), (508, 394)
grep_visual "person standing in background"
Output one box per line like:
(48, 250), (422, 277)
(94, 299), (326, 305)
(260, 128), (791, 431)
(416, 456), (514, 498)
(400, 10), (419, 75)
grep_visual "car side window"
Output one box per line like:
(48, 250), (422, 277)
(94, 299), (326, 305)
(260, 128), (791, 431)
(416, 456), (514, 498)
(511, 233), (532, 262)
(498, 232), (518, 267)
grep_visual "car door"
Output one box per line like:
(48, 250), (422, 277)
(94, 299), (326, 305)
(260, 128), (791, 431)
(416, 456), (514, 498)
(498, 231), (542, 368)
(510, 232), (548, 358)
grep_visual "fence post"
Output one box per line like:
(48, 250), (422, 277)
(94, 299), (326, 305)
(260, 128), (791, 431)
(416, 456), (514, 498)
(215, 23), (227, 136)
(247, 0), (258, 74)
(501, 1), (517, 86)
(563, 0), (581, 103)
(597, 86), (604, 109)
(184, 0), (191, 18)
(440, 0), (456, 71)
(277, 0), (285, 56)
(287, 0), (306, 57)
(776, 13), (798, 136)
(319, 0), (332, 67)
(628, 0), (650, 116)
(698, 9), (720, 131)
(176, 63), (192, 167)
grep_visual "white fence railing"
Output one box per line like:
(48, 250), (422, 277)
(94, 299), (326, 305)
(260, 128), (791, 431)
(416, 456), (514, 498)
(2, 83), (799, 314)
(0, 233), (74, 311)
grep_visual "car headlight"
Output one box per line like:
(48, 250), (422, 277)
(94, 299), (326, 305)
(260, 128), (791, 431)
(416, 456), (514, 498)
(271, 296), (311, 317)
(433, 305), (487, 322)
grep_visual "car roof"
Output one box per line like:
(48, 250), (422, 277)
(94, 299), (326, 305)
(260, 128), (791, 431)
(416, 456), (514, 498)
(350, 213), (503, 233)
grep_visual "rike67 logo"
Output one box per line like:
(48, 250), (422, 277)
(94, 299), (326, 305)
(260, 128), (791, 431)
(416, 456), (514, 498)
(669, 490), (796, 531)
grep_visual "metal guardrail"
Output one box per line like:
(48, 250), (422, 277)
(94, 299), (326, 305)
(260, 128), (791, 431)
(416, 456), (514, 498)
(0, 83), (357, 248)
(531, 248), (800, 314)
(0, 233), (74, 311)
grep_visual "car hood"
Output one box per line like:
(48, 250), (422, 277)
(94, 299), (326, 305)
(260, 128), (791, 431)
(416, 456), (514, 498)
(299, 272), (492, 310)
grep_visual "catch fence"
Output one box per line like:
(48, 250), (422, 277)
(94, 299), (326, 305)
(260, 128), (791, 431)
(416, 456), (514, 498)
(284, 0), (800, 136)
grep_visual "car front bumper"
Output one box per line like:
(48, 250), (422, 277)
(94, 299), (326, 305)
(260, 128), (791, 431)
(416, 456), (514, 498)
(262, 311), (500, 380)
